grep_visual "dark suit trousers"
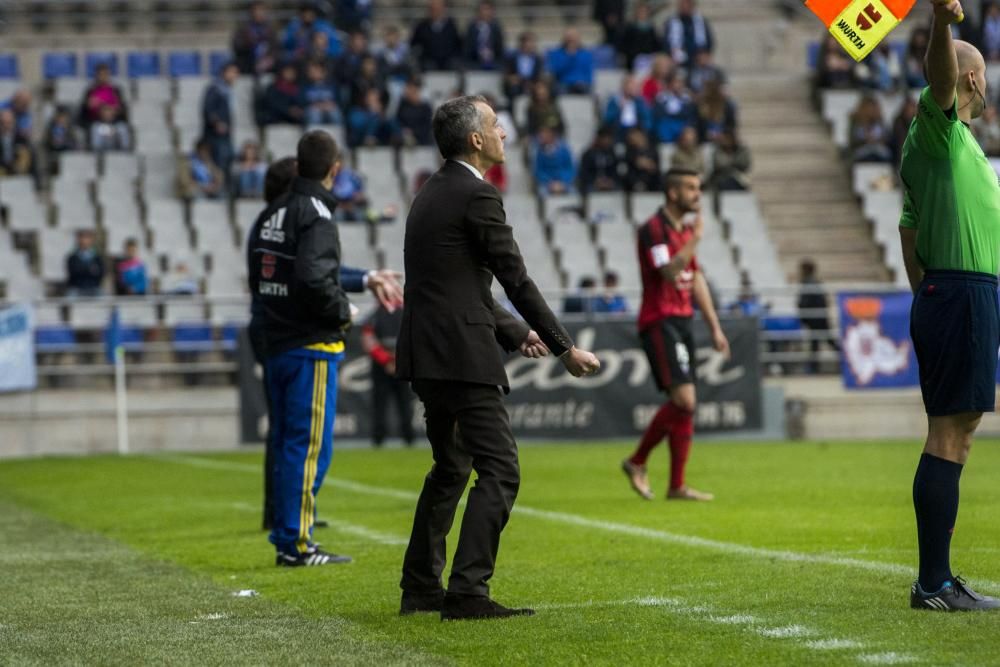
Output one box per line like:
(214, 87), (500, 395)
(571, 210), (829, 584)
(372, 364), (416, 446)
(401, 380), (520, 598)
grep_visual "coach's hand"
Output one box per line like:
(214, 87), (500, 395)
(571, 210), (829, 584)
(519, 330), (550, 358)
(367, 270), (404, 311)
(931, 0), (964, 24)
(560, 346), (601, 377)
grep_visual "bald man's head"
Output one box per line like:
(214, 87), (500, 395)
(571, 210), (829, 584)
(955, 40), (987, 119)
(955, 40), (985, 77)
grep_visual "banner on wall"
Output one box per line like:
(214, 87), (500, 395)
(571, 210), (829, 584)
(838, 292), (920, 389)
(0, 303), (37, 393)
(239, 317), (763, 443)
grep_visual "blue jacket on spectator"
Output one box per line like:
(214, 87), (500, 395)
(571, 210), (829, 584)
(336, 0), (373, 32)
(283, 17), (342, 58)
(651, 90), (696, 144)
(346, 107), (397, 147)
(603, 95), (652, 139)
(202, 80), (232, 139)
(533, 138), (576, 191)
(547, 46), (594, 93)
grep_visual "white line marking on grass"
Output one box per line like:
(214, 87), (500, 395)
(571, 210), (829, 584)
(322, 519), (409, 546)
(757, 625), (816, 639)
(858, 652), (918, 665)
(708, 614), (758, 625)
(196, 613), (230, 621)
(806, 639), (866, 651)
(159, 454), (1000, 596)
(534, 596), (678, 611)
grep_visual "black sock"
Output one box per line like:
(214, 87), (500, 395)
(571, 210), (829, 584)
(913, 452), (964, 592)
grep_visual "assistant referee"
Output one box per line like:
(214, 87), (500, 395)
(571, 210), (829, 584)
(899, 0), (1000, 611)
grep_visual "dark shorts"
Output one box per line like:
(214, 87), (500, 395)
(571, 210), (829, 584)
(910, 270), (999, 417)
(640, 317), (695, 391)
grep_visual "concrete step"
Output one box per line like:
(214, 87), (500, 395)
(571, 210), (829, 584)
(772, 231), (875, 253)
(753, 179), (852, 201)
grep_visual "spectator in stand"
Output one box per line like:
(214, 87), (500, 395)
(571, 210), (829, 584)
(533, 126), (575, 196)
(591, 270), (628, 313)
(503, 31), (544, 104)
(262, 62), (304, 125)
(378, 25), (415, 82)
(302, 60), (343, 125)
(89, 104), (131, 151)
(45, 106), (79, 161)
(114, 238), (148, 296)
(890, 96), (918, 165)
(973, 104), (1000, 156)
(687, 49), (725, 95)
(603, 74), (652, 140)
(696, 78), (737, 143)
(183, 139), (225, 199)
(232, 140), (268, 198)
(305, 31), (336, 69)
(1, 90), (33, 141)
(331, 165), (369, 221)
(664, 0), (713, 67)
(563, 276), (596, 313)
(161, 259), (200, 295)
(903, 28), (930, 88)
(707, 129), (751, 191)
(816, 33), (855, 89)
(282, 1), (341, 61)
(334, 31), (371, 106)
(670, 125), (704, 176)
(849, 95), (892, 163)
(548, 28), (594, 94)
(797, 258), (837, 375)
(202, 61), (238, 176)
(464, 1), (505, 70)
(729, 271), (768, 318)
(982, 1), (1000, 61)
(855, 43), (902, 91)
(0, 109), (32, 176)
(349, 55), (389, 109)
(641, 53), (675, 104)
(65, 230), (105, 297)
(347, 88), (397, 147)
(410, 0), (463, 71)
(619, 2), (660, 70)
(79, 63), (129, 132)
(651, 71), (696, 144)
(593, 0), (625, 45)
(396, 78), (433, 146)
(525, 80), (565, 138)
(232, 1), (278, 75)
(623, 126), (660, 192)
(336, 0), (373, 34)
(578, 126), (622, 194)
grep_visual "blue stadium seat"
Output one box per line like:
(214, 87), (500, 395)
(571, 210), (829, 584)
(85, 52), (119, 78)
(43, 52), (79, 79)
(0, 55), (19, 79)
(220, 323), (241, 351)
(127, 52), (162, 78)
(209, 51), (231, 76)
(35, 325), (77, 353)
(807, 41), (820, 70)
(172, 323), (215, 353)
(592, 45), (617, 70)
(762, 316), (804, 341)
(168, 51), (203, 78)
(119, 325), (146, 352)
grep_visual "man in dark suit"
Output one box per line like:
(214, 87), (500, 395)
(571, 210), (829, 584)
(396, 95), (601, 621)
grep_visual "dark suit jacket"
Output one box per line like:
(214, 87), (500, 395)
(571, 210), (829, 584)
(397, 160), (573, 389)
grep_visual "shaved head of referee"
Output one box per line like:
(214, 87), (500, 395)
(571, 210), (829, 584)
(899, 0), (1000, 612)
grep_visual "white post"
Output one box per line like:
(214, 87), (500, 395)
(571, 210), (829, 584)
(114, 345), (129, 455)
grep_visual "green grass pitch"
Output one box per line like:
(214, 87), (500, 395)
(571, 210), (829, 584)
(2, 440), (1000, 666)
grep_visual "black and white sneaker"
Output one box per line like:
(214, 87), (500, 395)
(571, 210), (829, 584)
(910, 577), (1000, 611)
(276, 545), (352, 567)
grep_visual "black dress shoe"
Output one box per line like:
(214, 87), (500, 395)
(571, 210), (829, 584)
(314, 519), (329, 528)
(400, 590), (445, 615)
(441, 594), (535, 621)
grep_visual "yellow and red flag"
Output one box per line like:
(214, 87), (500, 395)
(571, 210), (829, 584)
(806, 0), (915, 61)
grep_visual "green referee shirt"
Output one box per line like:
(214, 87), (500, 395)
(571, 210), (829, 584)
(899, 86), (1000, 275)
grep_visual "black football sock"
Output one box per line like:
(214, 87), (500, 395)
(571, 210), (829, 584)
(913, 452), (964, 592)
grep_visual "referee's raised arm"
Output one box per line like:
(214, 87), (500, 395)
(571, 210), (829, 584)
(926, 0), (964, 109)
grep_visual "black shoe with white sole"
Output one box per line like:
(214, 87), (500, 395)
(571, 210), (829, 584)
(276, 545), (352, 567)
(910, 577), (1000, 611)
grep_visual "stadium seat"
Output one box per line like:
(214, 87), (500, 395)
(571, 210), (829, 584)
(219, 322), (242, 350)
(0, 54), (19, 79)
(85, 52), (119, 78)
(264, 124), (301, 161)
(171, 322), (214, 352)
(54, 77), (90, 106)
(0, 177), (47, 232)
(146, 199), (190, 251)
(557, 95), (597, 155)
(541, 192), (583, 223)
(175, 76), (211, 104)
(102, 152), (141, 182)
(190, 200), (233, 250)
(134, 78), (172, 103)
(118, 301), (158, 328)
(422, 71), (461, 104)
(208, 51), (231, 76)
(69, 300), (111, 330)
(592, 45), (617, 70)
(629, 192), (662, 224)
(35, 325), (77, 354)
(594, 69), (625, 106)
(127, 52), (162, 79)
(234, 199), (262, 243)
(586, 192), (628, 225)
(141, 153), (180, 200)
(168, 51), (203, 78)
(464, 71), (503, 99)
(43, 52), (79, 79)
(118, 325), (147, 353)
